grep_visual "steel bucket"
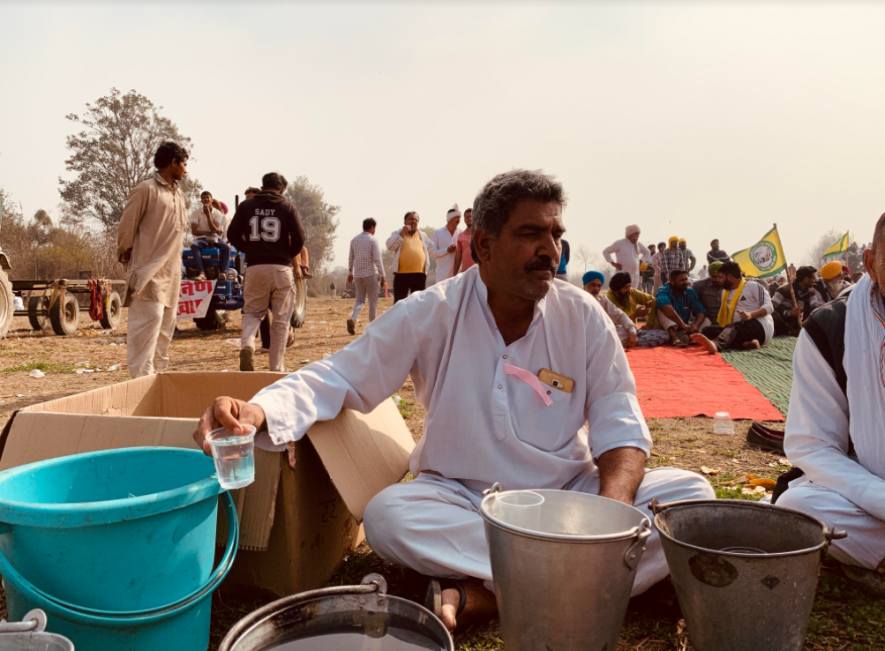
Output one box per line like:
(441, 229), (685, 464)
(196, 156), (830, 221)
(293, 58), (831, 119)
(0, 609), (75, 651)
(480, 483), (652, 651)
(218, 574), (453, 650)
(652, 499), (846, 651)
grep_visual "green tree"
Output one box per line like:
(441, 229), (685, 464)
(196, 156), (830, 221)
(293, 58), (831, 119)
(58, 87), (200, 232)
(284, 176), (340, 276)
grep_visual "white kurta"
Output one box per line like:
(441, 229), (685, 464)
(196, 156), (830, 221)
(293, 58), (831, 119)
(778, 275), (885, 570)
(597, 295), (637, 343)
(603, 238), (650, 288)
(721, 280), (775, 344)
(430, 225), (463, 281)
(250, 267), (714, 592)
(252, 266), (652, 487)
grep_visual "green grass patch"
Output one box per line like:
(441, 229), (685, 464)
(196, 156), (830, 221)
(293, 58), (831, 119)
(1, 361), (74, 374)
(397, 400), (415, 420)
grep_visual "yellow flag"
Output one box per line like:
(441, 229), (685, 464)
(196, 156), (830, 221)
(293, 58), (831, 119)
(822, 232), (850, 259)
(731, 226), (787, 279)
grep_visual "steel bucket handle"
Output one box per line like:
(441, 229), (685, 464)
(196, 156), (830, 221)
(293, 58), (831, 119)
(0, 490), (239, 626)
(0, 608), (48, 634)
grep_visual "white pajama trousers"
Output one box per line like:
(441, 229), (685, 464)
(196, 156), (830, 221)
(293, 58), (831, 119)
(126, 298), (177, 378)
(777, 483), (885, 571)
(364, 466), (715, 596)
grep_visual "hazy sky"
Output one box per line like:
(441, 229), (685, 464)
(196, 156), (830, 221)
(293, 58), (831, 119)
(2, 1), (884, 272)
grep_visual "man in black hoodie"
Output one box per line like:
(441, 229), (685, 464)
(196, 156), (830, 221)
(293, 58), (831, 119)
(227, 173), (306, 372)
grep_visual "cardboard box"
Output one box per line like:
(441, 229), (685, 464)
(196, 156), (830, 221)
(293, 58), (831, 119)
(0, 372), (415, 597)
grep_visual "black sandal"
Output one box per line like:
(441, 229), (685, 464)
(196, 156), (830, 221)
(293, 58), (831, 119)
(424, 577), (467, 623)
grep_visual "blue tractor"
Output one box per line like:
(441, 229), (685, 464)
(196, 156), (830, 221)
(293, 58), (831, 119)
(182, 237), (307, 331)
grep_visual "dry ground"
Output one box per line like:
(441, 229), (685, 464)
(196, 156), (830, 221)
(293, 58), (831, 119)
(0, 298), (882, 649)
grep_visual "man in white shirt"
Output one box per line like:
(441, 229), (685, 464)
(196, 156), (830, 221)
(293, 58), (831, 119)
(773, 214), (885, 597)
(584, 271), (669, 348)
(188, 190), (230, 282)
(346, 218), (385, 334)
(194, 170), (714, 631)
(692, 261), (775, 353)
(603, 225), (650, 288)
(431, 205), (463, 281)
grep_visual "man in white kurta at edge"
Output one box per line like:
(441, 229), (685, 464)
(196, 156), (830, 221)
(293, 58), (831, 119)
(603, 224), (650, 288)
(431, 204), (463, 281)
(772, 213), (885, 598)
(195, 170), (714, 631)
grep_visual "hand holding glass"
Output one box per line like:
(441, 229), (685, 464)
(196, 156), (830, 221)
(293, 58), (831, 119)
(207, 424), (256, 489)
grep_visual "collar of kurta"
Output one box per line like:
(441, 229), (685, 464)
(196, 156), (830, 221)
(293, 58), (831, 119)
(473, 272), (548, 326)
(153, 172), (179, 190)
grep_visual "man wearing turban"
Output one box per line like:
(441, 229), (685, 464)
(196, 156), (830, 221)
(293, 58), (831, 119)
(603, 225), (651, 289)
(814, 261), (852, 305)
(678, 238), (697, 274)
(585, 271), (669, 348)
(659, 237), (686, 285)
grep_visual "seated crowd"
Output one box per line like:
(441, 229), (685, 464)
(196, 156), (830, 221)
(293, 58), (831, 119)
(586, 252), (854, 353)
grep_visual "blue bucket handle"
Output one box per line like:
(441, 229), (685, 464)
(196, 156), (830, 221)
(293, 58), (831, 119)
(0, 490), (239, 627)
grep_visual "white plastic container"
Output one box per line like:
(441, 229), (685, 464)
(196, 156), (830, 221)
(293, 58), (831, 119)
(713, 412), (734, 434)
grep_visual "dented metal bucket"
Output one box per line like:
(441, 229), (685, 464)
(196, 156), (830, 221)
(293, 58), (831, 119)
(481, 484), (652, 651)
(652, 499), (845, 651)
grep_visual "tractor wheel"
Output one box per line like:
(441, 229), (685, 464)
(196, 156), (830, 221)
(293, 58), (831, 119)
(0, 270), (13, 339)
(100, 291), (122, 330)
(290, 277), (308, 328)
(28, 295), (49, 331)
(194, 309), (222, 331)
(49, 293), (80, 336)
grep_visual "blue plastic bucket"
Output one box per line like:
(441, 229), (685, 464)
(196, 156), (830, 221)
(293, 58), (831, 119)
(0, 447), (239, 651)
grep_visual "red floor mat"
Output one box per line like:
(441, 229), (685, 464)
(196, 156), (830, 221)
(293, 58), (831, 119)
(624, 345), (784, 421)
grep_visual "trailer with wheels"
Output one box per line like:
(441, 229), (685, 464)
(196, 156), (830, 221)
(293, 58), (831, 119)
(12, 279), (125, 336)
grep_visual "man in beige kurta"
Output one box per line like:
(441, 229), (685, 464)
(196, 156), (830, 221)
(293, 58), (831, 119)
(117, 142), (190, 378)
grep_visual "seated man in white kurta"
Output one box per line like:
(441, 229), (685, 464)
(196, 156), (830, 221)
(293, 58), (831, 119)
(194, 170), (714, 631)
(773, 214), (885, 598)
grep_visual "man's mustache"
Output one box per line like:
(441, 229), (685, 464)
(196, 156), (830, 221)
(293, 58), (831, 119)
(524, 257), (558, 273)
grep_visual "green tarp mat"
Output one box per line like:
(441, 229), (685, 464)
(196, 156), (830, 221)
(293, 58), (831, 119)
(720, 336), (796, 417)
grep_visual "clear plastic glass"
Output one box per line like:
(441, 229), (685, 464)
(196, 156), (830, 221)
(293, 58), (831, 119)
(207, 424), (256, 489)
(713, 411), (734, 434)
(497, 490), (545, 531)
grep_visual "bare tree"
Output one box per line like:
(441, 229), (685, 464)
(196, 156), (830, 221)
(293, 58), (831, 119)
(59, 88), (200, 232)
(575, 244), (606, 273)
(804, 229), (844, 267)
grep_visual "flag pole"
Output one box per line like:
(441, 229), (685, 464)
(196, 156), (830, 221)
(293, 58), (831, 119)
(775, 222), (800, 324)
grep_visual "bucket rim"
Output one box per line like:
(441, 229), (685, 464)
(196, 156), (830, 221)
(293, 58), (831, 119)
(479, 489), (651, 543)
(219, 577), (454, 651)
(652, 498), (833, 558)
(0, 447), (223, 528)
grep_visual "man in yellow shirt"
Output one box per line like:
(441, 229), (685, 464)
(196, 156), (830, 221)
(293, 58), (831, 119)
(386, 211), (433, 303)
(605, 271), (659, 329)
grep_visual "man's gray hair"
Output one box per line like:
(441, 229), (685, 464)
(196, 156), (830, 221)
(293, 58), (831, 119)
(472, 169), (567, 239)
(874, 212), (885, 253)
